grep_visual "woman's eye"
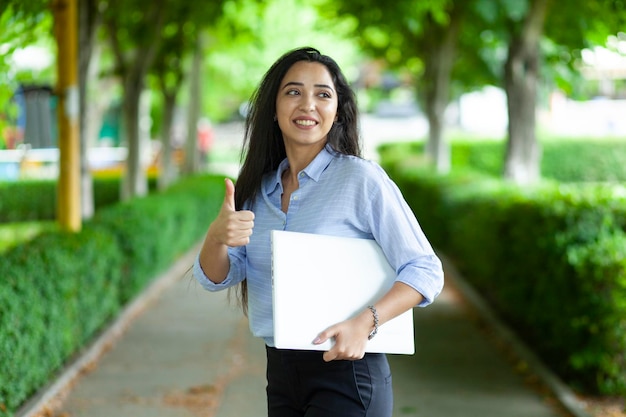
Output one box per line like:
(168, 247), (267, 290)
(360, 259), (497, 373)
(319, 92), (331, 98)
(287, 89), (300, 96)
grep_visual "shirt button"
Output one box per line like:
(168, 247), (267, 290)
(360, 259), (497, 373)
(292, 196), (298, 201)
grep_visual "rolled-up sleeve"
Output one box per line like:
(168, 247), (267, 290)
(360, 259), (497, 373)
(364, 165), (444, 306)
(396, 254), (444, 306)
(193, 246), (247, 291)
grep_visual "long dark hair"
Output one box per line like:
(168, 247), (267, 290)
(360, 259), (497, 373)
(232, 46), (361, 313)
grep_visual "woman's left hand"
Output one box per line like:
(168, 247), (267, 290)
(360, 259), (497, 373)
(313, 283), (424, 362)
(313, 312), (372, 362)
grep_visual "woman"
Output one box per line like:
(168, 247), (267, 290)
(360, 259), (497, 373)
(194, 47), (444, 417)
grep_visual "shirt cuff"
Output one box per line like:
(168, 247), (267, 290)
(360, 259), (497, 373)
(397, 255), (444, 307)
(193, 253), (235, 291)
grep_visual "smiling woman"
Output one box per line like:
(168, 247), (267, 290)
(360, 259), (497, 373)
(275, 61), (339, 172)
(192, 47), (444, 417)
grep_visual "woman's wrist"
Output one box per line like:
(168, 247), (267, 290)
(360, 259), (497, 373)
(366, 305), (379, 340)
(354, 306), (378, 340)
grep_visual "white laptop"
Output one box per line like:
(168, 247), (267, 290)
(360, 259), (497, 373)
(271, 230), (415, 354)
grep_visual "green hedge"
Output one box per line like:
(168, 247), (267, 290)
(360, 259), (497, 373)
(541, 140), (626, 182)
(0, 177), (158, 223)
(0, 174), (223, 417)
(378, 138), (626, 182)
(382, 160), (626, 395)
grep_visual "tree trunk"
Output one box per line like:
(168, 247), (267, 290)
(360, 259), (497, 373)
(424, 95), (450, 173)
(503, 0), (550, 184)
(105, 1), (165, 200)
(183, 34), (202, 176)
(78, 0), (99, 219)
(158, 91), (177, 190)
(420, 6), (464, 174)
(121, 75), (148, 200)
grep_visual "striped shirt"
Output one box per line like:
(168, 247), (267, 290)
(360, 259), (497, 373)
(194, 144), (444, 347)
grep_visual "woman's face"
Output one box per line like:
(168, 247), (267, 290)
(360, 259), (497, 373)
(275, 61), (338, 152)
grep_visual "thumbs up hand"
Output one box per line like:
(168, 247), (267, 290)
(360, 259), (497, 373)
(207, 178), (255, 247)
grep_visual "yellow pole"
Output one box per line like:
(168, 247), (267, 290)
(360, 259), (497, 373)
(53, 0), (81, 231)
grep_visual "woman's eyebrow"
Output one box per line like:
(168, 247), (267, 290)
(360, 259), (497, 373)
(281, 81), (335, 92)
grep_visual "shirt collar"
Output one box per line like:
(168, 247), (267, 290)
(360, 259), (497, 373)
(302, 144), (335, 182)
(266, 158), (289, 196)
(265, 144), (335, 195)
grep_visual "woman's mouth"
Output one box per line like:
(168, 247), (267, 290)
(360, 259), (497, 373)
(294, 119), (317, 126)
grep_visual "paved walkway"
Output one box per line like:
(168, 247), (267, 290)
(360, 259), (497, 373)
(18, 246), (591, 417)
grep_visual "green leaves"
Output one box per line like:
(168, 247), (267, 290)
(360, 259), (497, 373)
(0, 2), (54, 148)
(0, 174), (224, 416)
(381, 141), (626, 395)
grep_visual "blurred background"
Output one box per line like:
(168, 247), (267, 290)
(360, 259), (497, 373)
(2, 2), (626, 416)
(1, 0), (625, 186)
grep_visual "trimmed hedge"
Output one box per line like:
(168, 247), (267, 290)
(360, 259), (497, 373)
(0, 177), (158, 223)
(378, 138), (626, 182)
(0, 229), (123, 413)
(382, 159), (626, 395)
(0, 174), (223, 416)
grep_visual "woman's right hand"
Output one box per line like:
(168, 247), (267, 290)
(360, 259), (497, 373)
(198, 178), (254, 284)
(207, 178), (255, 247)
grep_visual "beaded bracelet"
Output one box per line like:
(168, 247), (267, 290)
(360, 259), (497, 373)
(367, 305), (379, 340)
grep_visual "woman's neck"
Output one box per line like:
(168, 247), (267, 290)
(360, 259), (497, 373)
(283, 142), (325, 179)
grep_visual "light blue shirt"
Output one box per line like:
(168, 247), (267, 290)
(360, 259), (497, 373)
(194, 144), (444, 346)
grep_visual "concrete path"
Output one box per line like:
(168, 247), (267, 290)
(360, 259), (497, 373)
(22, 247), (586, 417)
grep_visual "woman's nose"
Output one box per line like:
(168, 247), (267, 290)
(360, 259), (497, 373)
(299, 95), (315, 111)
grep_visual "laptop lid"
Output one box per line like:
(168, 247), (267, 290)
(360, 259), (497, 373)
(271, 230), (415, 354)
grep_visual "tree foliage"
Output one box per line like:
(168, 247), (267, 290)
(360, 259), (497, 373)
(0, 1), (52, 148)
(101, 0), (170, 198)
(2, 0), (625, 182)
(201, 0), (360, 121)
(335, 0), (472, 173)
(149, 0), (225, 187)
(336, 0), (626, 182)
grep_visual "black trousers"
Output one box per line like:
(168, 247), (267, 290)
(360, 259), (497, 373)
(266, 346), (393, 417)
